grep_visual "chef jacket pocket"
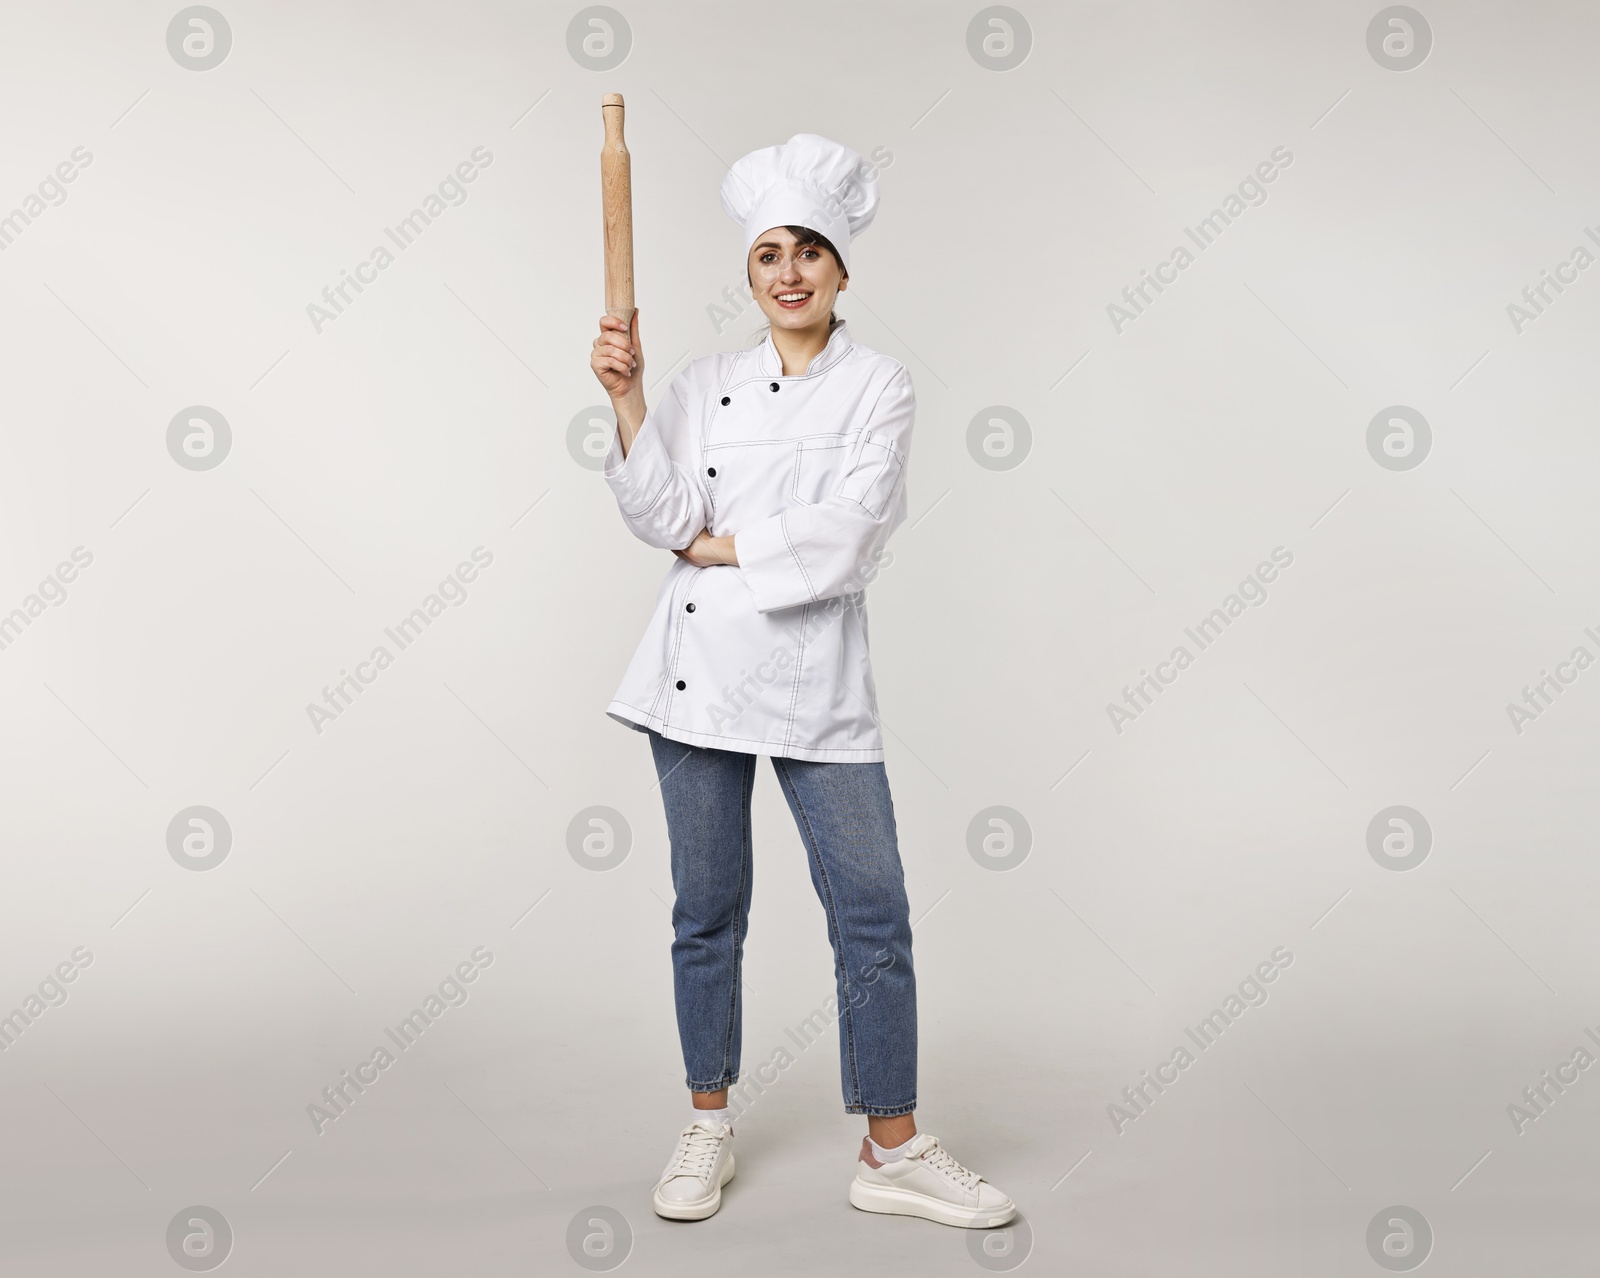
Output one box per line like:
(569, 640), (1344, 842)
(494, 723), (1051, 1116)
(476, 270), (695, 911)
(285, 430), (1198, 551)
(791, 437), (852, 507)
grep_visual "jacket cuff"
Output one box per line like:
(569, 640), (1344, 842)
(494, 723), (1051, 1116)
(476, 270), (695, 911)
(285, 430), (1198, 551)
(602, 410), (674, 516)
(735, 514), (812, 613)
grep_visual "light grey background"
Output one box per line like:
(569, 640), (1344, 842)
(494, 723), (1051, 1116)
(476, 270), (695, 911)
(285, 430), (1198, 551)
(2, 0), (1595, 1273)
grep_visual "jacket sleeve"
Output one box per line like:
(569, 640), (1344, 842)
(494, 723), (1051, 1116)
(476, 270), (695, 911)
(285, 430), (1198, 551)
(734, 365), (913, 614)
(601, 365), (708, 551)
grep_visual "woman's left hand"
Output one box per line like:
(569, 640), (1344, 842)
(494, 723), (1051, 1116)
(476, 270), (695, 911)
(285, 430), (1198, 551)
(673, 529), (739, 567)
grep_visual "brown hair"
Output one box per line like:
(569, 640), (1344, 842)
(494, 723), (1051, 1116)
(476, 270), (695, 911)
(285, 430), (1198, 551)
(747, 225), (848, 328)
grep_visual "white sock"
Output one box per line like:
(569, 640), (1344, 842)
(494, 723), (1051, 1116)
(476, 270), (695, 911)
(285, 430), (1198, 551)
(869, 1133), (915, 1162)
(691, 1104), (732, 1131)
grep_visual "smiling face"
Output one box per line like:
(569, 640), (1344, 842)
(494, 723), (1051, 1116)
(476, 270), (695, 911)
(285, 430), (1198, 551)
(747, 225), (847, 333)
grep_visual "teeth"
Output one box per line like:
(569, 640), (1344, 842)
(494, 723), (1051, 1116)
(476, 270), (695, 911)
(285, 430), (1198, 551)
(777, 293), (810, 302)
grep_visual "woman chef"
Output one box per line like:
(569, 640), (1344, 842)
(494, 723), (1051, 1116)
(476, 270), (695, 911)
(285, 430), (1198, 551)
(589, 134), (1016, 1231)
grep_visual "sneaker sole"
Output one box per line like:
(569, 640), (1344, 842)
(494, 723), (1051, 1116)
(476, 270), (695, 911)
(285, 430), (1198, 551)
(848, 1176), (1016, 1229)
(652, 1153), (735, 1221)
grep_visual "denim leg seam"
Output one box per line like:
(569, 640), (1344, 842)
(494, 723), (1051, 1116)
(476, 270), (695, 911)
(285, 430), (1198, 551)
(773, 758), (864, 1109)
(719, 751), (754, 1085)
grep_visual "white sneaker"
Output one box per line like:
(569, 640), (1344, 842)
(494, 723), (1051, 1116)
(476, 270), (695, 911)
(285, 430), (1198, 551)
(849, 1133), (1017, 1228)
(651, 1117), (736, 1220)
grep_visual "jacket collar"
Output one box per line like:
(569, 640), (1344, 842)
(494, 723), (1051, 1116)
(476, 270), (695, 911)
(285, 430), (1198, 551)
(755, 318), (853, 378)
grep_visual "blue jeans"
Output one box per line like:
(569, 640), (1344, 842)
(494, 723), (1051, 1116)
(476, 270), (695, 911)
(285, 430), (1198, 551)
(645, 728), (917, 1117)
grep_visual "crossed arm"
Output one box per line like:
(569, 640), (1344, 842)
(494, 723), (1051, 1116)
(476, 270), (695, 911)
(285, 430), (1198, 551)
(608, 378), (738, 568)
(673, 530), (739, 568)
(603, 364), (912, 611)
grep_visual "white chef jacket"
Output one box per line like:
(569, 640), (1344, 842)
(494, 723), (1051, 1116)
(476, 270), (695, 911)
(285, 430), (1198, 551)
(600, 319), (913, 762)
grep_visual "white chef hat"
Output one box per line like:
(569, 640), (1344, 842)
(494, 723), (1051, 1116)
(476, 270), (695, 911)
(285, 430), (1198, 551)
(720, 133), (879, 272)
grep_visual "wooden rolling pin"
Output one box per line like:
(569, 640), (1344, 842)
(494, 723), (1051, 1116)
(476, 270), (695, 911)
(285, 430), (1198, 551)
(600, 93), (634, 326)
